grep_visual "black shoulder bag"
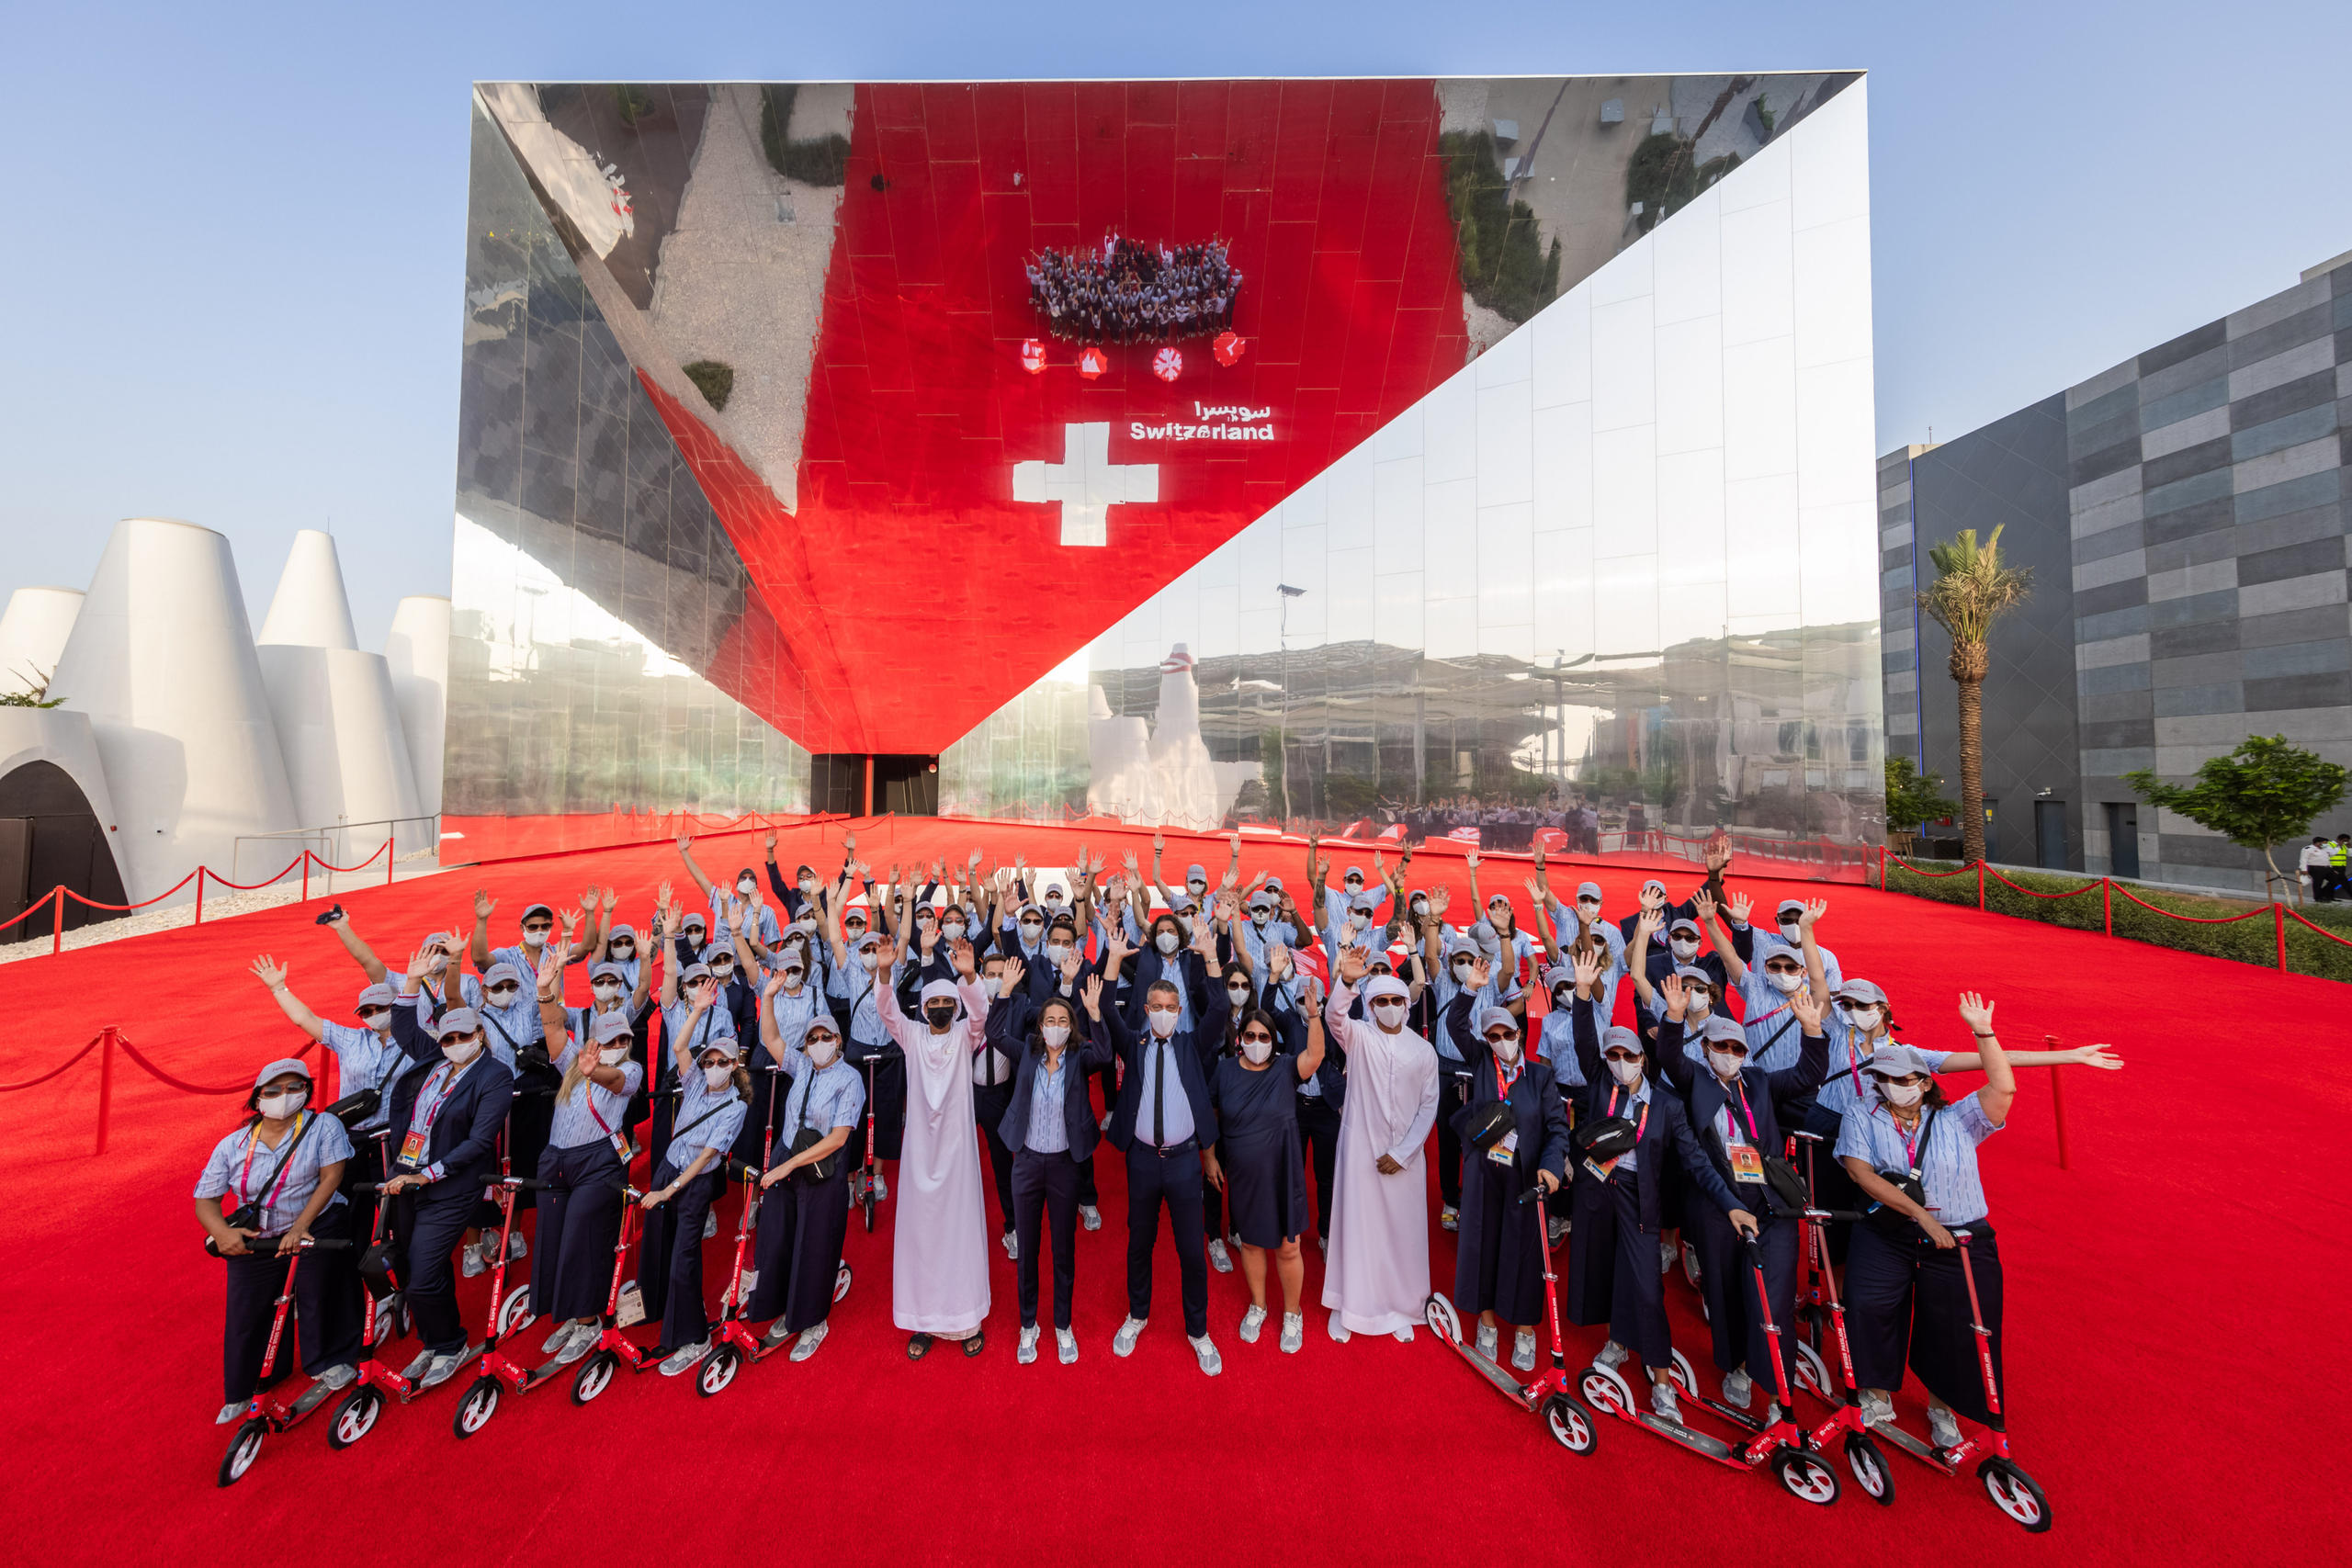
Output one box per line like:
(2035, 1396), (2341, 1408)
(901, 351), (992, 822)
(223, 1112), (320, 1232)
(1864, 1108), (1937, 1239)
(785, 1075), (842, 1186)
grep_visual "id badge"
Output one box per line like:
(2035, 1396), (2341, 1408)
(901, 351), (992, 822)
(1486, 1128), (1520, 1168)
(397, 1130), (431, 1169)
(1582, 1155), (1618, 1183)
(1726, 1142), (1766, 1184)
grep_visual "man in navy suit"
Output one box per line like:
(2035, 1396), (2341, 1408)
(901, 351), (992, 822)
(1094, 921), (1228, 1376)
(383, 968), (515, 1390)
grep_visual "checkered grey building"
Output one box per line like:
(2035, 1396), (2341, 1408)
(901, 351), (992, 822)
(1882, 252), (2351, 892)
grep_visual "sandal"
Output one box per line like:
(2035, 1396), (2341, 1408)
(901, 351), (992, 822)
(907, 1333), (934, 1360)
(963, 1329), (986, 1358)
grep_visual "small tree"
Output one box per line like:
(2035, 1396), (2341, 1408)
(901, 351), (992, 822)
(1917, 525), (2032, 864)
(2124, 735), (2348, 897)
(1883, 756), (1958, 844)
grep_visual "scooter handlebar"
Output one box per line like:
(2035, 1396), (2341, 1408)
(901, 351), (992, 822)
(207, 1236), (354, 1257)
(496, 1177), (548, 1190)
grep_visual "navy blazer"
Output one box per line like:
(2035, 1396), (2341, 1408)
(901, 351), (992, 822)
(1264, 986), (1344, 1109)
(1567, 996), (1736, 1230)
(1101, 984), (1227, 1153)
(987, 997), (1117, 1159)
(1655, 1016), (1828, 1220)
(1121, 944), (1213, 1032)
(1442, 993), (1573, 1184)
(387, 1002), (514, 1192)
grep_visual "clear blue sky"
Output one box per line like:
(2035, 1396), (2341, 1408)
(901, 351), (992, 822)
(8, 1), (2346, 649)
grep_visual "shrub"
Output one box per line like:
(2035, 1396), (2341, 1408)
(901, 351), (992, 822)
(1881, 859), (2352, 983)
(1439, 130), (1560, 323)
(682, 360), (734, 412)
(614, 85), (656, 128)
(759, 85), (851, 186)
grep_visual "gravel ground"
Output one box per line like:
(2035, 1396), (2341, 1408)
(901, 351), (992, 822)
(0, 855), (451, 964)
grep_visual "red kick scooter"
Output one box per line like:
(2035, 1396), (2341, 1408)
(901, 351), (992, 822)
(1575, 1230), (1843, 1506)
(322, 1177), (415, 1451)
(570, 1182), (666, 1404)
(213, 1235), (354, 1487)
(1424, 1185), (1600, 1456)
(1796, 1207), (2051, 1529)
(459, 1176), (650, 1430)
(696, 1159), (854, 1395)
(447, 1175), (544, 1438)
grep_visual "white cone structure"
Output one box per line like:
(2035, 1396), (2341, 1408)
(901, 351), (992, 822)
(0, 586), (85, 697)
(257, 529), (359, 650)
(384, 594), (449, 815)
(45, 519), (299, 902)
(254, 533), (423, 867)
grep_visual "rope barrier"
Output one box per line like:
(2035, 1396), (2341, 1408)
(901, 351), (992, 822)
(0, 1032), (102, 1091)
(0, 1027), (323, 1154)
(198, 854), (309, 893)
(2106, 881), (2271, 923)
(1980, 864), (2104, 901)
(57, 868), (199, 911)
(303, 841), (390, 875)
(2281, 905), (2352, 950)
(0, 888), (62, 930)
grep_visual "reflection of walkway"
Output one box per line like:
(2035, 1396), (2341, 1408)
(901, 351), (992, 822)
(647, 84), (845, 510)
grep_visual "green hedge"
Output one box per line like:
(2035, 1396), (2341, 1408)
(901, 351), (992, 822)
(1880, 860), (2352, 982)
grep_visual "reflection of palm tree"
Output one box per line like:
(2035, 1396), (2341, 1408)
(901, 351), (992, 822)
(1917, 526), (2032, 865)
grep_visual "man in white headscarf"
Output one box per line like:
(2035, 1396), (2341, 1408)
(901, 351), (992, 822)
(877, 942), (995, 1358)
(1320, 950), (1441, 1341)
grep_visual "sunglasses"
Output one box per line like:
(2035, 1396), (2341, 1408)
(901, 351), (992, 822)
(487, 986), (519, 999)
(521, 923), (553, 935)
(1485, 1031), (1520, 1043)
(610, 942), (635, 953)
(1763, 963), (1803, 976)
(1239, 1031), (1274, 1044)
(1833, 997), (1877, 1010)
(685, 976), (715, 989)
(356, 1007), (390, 1021)
(1602, 1049), (1643, 1063)
(1709, 1042), (1751, 1058)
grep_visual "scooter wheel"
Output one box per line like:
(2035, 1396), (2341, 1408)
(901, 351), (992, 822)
(571, 1349), (617, 1404)
(1578, 1364), (1634, 1416)
(1978, 1457), (2053, 1532)
(1542, 1393), (1598, 1455)
(452, 1374), (500, 1438)
(328, 1384), (384, 1450)
(1770, 1446), (1840, 1506)
(372, 1294), (401, 1345)
(1423, 1293), (1462, 1346)
(496, 1289), (535, 1339)
(862, 1190), (876, 1233)
(696, 1344), (741, 1398)
(833, 1260), (854, 1303)
(1680, 1240), (1702, 1289)
(1845, 1431), (1894, 1505)
(1792, 1339), (1832, 1401)
(1668, 1348), (1698, 1399)
(218, 1418), (267, 1487)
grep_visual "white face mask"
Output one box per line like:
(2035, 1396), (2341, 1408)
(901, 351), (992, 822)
(943, 922), (967, 942)
(1490, 1040), (1521, 1066)
(1156, 931), (1181, 954)
(1576, 900), (1601, 922)
(1668, 938), (1699, 961)
(365, 1011), (392, 1034)
(1766, 969), (1804, 995)
(1707, 1048), (1744, 1081)
(442, 1037), (482, 1066)
(600, 1045), (631, 1066)
(799, 878), (820, 897)
(1187, 882), (1207, 899)
(257, 1089), (307, 1120)
(1240, 1038), (1273, 1065)
(592, 981), (622, 1000)
(1020, 922), (1044, 942)
(1409, 899), (1428, 917)
(737, 879), (757, 897)
(1046, 943), (1071, 964)
(1371, 999), (1408, 1030)
(860, 951), (881, 971)
(1879, 1079), (1926, 1109)
(1251, 912), (1269, 928)
(704, 1064), (733, 1089)
(1041, 1023), (1070, 1049)
(782, 968), (805, 989)
(1227, 985), (1250, 1005)
(521, 929), (548, 949)
(1147, 1009), (1180, 1038)
(1551, 988), (1573, 1012)
(1848, 1005), (1884, 1032)
(1607, 1057), (1643, 1086)
(805, 1036), (840, 1066)
(1685, 992), (1712, 1019)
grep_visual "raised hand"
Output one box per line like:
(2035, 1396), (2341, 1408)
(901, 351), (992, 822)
(675, 832), (693, 855)
(1059, 947), (1082, 984)
(1797, 897), (1828, 931)
(1691, 887), (1717, 922)
(1081, 973), (1104, 1019)
(1659, 973), (1687, 1018)
(968, 847), (984, 869)
(1151, 830), (1164, 855)
(600, 886), (618, 914)
(1000, 957), (1027, 997)
(249, 954), (288, 989)
(764, 827), (778, 854)
(1123, 849), (1141, 877)
(1571, 947), (1603, 993)
(1705, 831), (1731, 873)
(1790, 984), (1825, 1031)
(726, 898), (746, 933)
(473, 887), (496, 920)
(2064, 1043), (2128, 1070)
(657, 879), (675, 910)
(1956, 991), (1997, 1035)
(406, 941), (442, 979)
(1464, 849), (1480, 873)
(536, 943), (564, 995)
(1638, 883), (1666, 914)
(764, 970), (789, 999)
(1727, 892), (1754, 925)
(1429, 886), (1453, 919)
(1633, 909), (1663, 947)
(1337, 946), (1367, 986)
(1466, 955), (1492, 992)
(951, 939), (978, 979)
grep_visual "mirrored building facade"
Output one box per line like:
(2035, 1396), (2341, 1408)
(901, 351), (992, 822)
(447, 73), (1883, 870)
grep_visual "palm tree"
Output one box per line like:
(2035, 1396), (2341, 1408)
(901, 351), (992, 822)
(1917, 526), (2033, 865)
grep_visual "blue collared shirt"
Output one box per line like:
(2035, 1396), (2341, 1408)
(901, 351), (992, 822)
(196, 1111), (354, 1235)
(1600, 1074), (1653, 1174)
(1027, 1053), (1073, 1153)
(319, 1021), (399, 1131)
(1815, 1015), (1950, 1117)
(825, 964), (886, 1046)
(666, 1064), (748, 1173)
(707, 886), (784, 948)
(1728, 970), (1808, 1072)
(779, 1050), (866, 1136)
(1134, 1027), (1197, 1146)
(1836, 1089), (2000, 1226)
(547, 1038), (642, 1151)
(474, 982), (543, 1064)
(662, 1000), (737, 1060)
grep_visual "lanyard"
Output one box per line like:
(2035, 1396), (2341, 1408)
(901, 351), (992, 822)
(1606, 1085), (1651, 1143)
(1895, 1110), (1927, 1172)
(413, 1061), (465, 1139)
(1724, 1078), (1759, 1145)
(1491, 1054), (1520, 1100)
(235, 1112), (310, 1211)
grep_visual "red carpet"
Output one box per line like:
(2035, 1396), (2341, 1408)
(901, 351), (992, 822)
(5, 818), (2341, 1565)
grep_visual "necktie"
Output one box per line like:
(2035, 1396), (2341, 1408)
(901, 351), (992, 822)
(1153, 1039), (1167, 1147)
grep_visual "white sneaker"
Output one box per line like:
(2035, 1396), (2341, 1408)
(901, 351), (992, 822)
(790, 1323), (828, 1362)
(461, 1243), (486, 1279)
(1440, 1206), (1459, 1232)
(1392, 1325), (1414, 1343)
(1080, 1204), (1102, 1232)
(316, 1362), (358, 1392)
(1098, 1112), (1112, 1132)
(1190, 1335), (1223, 1376)
(508, 1230), (528, 1260)
(1859, 1389), (1895, 1427)
(1018, 1325), (1040, 1364)
(659, 1340), (710, 1376)
(1722, 1367), (1754, 1409)
(1548, 1215), (1570, 1247)
(740, 1269), (759, 1293)
(1763, 1400), (1785, 1428)
(702, 1212), (717, 1241)
(401, 1348), (436, 1381)
(872, 1173), (888, 1201)
(1928, 1404), (1964, 1450)
(1206, 1239), (1233, 1273)
(419, 1352), (464, 1390)
(216, 1401), (245, 1424)
(1279, 1313), (1303, 1353)
(1651, 1380), (1680, 1422)
(1597, 1339), (1629, 1370)
(1658, 1239), (1677, 1275)
(1057, 1327), (1079, 1364)
(1001, 1230), (1018, 1261)
(1511, 1332), (1537, 1372)
(763, 1318), (795, 1348)
(1239, 1305), (1266, 1343)
(541, 1317), (581, 1355)
(1327, 1309), (1351, 1344)
(1475, 1322), (1498, 1360)
(1316, 1234), (1326, 1255)
(552, 1324), (596, 1365)
(1113, 1316), (1146, 1357)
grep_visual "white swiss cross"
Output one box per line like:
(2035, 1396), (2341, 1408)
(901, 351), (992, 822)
(1011, 423), (1158, 547)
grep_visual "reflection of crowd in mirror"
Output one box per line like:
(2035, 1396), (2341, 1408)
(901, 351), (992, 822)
(1385, 797), (1614, 854)
(1026, 231), (1240, 344)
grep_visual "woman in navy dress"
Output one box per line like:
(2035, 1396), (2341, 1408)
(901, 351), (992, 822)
(1206, 981), (1326, 1356)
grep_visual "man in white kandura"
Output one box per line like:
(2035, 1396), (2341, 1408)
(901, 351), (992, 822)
(877, 942), (995, 1359)
(1320, 951), (1440, 1343)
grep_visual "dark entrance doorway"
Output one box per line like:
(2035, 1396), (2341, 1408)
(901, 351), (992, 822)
(0, 761), (130, 943)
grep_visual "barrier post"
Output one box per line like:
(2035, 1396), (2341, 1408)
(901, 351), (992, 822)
(301, 852), (311, 904)
(387, 835), (396, 886)
(195, 867), (205, 926)
(51, 886), (63, 955)
(94, 1025), (118, 1156)
(2275, 900), (2287, 974)
(2102, 877), (2112, 937)
(2043, 1038), (2070, 1171)
(1976, 861), (1985, 911)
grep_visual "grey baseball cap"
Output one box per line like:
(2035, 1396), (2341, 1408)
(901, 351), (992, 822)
(1864, 1043), (1939, 1079)
(1833, 978), (1888, 1006)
